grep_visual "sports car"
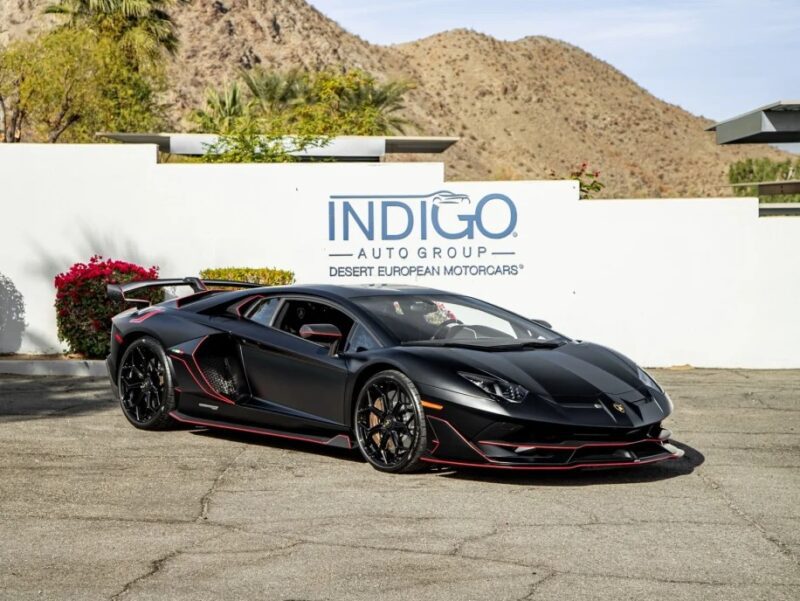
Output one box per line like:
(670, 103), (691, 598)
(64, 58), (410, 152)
(106, 279), (683, 473)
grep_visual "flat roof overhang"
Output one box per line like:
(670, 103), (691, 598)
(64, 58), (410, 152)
(733, 180), (800, 196)
(707, 100), (800, 144)
(97, 133), (459, 160)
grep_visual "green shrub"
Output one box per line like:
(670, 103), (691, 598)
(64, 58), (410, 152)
(729, 157), (800, 203)
(199, 267), (295, 287)
(54, 256), (161, 358)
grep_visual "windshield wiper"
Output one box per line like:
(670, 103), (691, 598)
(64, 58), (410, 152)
(480, 340), (563, 351)
(516, 340), (563, 349)
(401, 339), (564, 350)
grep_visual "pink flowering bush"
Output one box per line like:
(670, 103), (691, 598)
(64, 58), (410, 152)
(54, 256), (159, 358)
(569, 162), (605, 199)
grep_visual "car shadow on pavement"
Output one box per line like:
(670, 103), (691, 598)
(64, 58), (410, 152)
(432, 441), (705, 486)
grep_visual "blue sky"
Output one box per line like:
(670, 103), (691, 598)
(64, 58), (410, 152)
(307, 0), (799, 122)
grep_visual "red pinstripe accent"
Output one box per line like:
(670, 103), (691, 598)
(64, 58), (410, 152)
(233, 295), (266, 318)
(426, 415), (680, 470)
(420, 454), (679, 471)
(191, 335), (236, 404)
(170, 353), (235, 405)
(428, 435), (440, 456)
(427, 415), (492, 460)
(130, 307), (164, 323)
(478, 438), (666, 451)
(168, 411), (352, 449)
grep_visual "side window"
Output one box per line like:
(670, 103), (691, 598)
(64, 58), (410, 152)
(246, 298), (280, 327)
(276, 299), (354, 341)
(344, 323), (380, 353)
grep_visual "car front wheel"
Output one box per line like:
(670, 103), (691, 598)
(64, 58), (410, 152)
(354, 370), (428, 473)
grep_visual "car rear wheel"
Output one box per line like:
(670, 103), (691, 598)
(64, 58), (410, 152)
(117, 336), (176, 430)
(354, 370), (427, 473)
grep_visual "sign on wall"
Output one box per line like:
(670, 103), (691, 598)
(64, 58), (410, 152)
(326, 190), (530, 279)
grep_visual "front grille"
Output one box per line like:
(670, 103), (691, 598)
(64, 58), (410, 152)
(475, 420), (661, 446)
(472, 419), (671, 466)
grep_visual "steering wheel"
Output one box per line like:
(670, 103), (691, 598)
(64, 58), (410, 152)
(430, 318), (464, 340)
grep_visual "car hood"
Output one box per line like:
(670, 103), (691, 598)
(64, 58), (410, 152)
(404, 341), (669, 427)
(442, 342), (641, 398)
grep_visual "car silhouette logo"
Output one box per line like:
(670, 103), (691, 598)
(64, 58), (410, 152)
(428, 190), (472, 205)
(612, 402), (626, 413)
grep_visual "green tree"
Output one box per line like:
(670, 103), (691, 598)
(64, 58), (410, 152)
(44, 0), (189, 67)
(729, 157), (800, 203)
(190, 68), (415, 162)
(338, 75), (414, 135)
(270, 70), (413, 136)
(241, 68), (307, 114)
(191, 82), (249, 134)
(0, 28), (163, 143)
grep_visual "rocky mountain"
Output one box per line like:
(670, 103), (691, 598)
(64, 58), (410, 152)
(0, 0), (786, 197)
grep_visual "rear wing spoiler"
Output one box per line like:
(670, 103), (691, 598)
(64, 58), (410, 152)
(107, 277), (262, 308)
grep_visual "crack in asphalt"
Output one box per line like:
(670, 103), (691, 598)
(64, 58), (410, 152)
(171, 506), (745, 530)
(450, 523), (501, 556)
(196, 448), (248, 522)
(108, 539), (304, 600)
(696, 470), (799, 566)
(237, 538), (800, 588)
(516, 570), (558, 601)
(294, 537), (541, 570)
(106, 447), (255, 599)
(13, 508), (743, 533)
(108, 547), (183, 601)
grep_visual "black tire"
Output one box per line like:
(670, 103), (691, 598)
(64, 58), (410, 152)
(354, 370), (428, 473)
(117, 336), (176, 430)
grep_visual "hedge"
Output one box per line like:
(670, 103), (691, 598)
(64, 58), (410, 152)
(199, 267), (295, 287)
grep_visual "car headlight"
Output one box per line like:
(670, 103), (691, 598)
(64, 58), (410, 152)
(459, 372), (528, 403)
(637, 366), (662, 391)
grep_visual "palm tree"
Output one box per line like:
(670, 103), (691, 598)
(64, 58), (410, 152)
(192, 82), (249, 133)
(341, 78), (414, 135)
(44, 0), (189, 64)
(240, 68), (308, 114)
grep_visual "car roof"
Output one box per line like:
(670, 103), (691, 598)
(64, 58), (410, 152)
(274, 283), (452, 299)
(178, 283), (456, 316)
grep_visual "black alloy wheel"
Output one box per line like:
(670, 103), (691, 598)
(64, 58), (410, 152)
(117, 336), (176, 430)
(354, 370), (427, 473)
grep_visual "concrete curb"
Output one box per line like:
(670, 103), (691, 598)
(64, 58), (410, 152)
(0, 360), (106, 378)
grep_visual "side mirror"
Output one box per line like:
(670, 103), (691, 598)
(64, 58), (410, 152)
(299, 323), (342, 344)
(530, 318), (552, 329)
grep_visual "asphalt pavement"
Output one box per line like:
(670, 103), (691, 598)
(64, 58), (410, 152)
(0, 369), (798, 600)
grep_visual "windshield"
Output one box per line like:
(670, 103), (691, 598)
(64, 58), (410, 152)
(352, 294), (565, 346)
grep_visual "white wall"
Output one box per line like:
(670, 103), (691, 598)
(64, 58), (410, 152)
(1, 144), (798, 368)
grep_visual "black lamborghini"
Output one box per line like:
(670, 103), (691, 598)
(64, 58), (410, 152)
(106, 279), (683, 473)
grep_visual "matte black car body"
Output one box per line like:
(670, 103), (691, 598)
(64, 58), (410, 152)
(106, 282), (683, 470)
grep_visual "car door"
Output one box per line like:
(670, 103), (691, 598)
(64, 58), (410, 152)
(225, 295), (352, 428)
